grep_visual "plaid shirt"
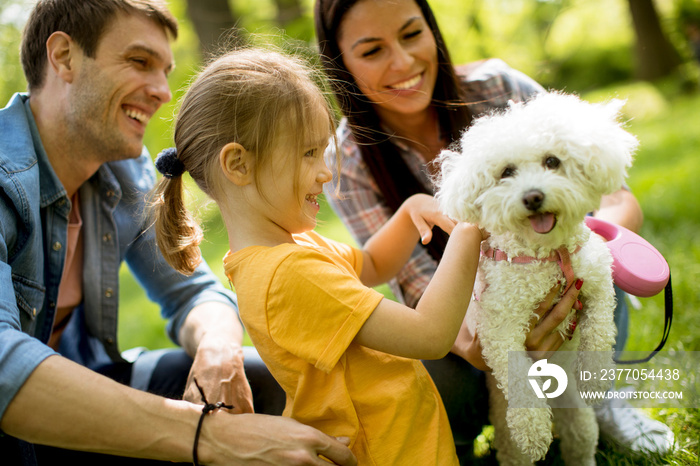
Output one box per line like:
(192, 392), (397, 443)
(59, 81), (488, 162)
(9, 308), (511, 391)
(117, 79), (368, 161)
(324, 59), (545, 307)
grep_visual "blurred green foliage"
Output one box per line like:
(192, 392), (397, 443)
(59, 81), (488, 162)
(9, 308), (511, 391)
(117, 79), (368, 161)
(3, 0), (699, 154)
(1, 0), (699, 463)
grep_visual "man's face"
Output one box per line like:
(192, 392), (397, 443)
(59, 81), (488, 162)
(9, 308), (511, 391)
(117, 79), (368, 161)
(66, 12), (174, 161)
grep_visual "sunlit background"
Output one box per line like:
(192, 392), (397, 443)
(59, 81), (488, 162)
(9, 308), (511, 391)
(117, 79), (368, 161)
(1, 1), (698, 463)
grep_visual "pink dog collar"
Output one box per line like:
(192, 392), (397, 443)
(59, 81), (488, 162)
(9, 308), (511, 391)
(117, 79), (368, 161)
(480, 244), (580, 294)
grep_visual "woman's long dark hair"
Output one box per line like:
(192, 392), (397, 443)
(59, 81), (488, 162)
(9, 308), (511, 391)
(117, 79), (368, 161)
(314, 0), (473, 261)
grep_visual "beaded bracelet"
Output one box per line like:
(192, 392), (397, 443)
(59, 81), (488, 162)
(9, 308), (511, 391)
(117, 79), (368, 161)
(192, 378), (234, 466)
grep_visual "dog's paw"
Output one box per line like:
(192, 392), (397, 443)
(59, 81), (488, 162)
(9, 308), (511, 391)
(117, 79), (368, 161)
(506, 408), (553, 462)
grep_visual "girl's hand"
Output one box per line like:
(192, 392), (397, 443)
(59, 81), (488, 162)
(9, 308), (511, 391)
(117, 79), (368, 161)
(361, 194), (483, 290)
(402, 194), (457, 244)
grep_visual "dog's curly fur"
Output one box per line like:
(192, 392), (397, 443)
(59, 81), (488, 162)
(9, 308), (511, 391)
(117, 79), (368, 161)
(435, 92), (638, 465)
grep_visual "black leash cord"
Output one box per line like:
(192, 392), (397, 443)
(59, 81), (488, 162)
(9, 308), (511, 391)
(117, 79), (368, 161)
(192, 377), (234, 466)
(614, 271), (673, 365)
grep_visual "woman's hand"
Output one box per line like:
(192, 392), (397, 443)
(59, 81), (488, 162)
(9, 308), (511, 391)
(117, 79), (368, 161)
(525, 278), (583, 361)
(452, 279), (582, 370)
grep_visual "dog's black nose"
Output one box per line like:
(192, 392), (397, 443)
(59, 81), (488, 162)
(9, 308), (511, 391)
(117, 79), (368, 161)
(523, 190), (545, 211)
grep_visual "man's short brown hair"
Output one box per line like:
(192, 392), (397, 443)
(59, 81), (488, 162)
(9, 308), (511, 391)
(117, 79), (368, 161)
(21, 0), (178, 92)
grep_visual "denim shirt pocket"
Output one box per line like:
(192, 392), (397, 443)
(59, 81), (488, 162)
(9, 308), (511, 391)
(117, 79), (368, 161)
(12, 274), (45, 334)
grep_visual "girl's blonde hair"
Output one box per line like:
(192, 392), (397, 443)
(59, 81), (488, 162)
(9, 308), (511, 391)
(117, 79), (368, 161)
(152, 47), (338, 275)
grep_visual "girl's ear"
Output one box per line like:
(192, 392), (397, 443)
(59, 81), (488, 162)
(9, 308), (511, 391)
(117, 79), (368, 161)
(220, 142), (253, 186)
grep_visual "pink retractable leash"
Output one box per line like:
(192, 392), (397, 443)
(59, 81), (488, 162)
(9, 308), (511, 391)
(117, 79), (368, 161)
(585, 217), (672, 364)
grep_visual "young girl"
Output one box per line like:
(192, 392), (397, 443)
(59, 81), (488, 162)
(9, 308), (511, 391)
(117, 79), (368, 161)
(152, 48), (484, 465)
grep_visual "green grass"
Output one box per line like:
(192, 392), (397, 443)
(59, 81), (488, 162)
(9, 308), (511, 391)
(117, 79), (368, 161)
(118, 80), (700, 464)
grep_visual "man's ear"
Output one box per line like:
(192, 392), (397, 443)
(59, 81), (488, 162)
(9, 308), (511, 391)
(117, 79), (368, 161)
(45, 31), (77, 84)
(220, 142), (253, 186)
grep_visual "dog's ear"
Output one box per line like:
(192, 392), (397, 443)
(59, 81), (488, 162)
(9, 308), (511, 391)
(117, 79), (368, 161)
(435, 149), (483, 223)
(582, 99), (637, 195)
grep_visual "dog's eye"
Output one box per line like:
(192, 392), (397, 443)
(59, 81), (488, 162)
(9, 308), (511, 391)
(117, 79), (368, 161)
(500, 166), (516, 179)
(544, 156), (561, 169)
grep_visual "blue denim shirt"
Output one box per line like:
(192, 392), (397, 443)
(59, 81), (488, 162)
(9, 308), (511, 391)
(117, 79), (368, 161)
(0, 93), (238, 420)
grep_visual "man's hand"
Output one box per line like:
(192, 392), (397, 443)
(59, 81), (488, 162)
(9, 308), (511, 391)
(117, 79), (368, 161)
(183, 334), (254, 413)
(199, 413), (357, 465)
(179, 302), (254, 413)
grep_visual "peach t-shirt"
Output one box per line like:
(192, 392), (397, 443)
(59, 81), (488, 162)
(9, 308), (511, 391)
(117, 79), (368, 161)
(49, 193), (84, 350)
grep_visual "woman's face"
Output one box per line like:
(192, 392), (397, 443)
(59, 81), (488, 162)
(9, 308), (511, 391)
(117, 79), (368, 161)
(337, 0), (438, 119)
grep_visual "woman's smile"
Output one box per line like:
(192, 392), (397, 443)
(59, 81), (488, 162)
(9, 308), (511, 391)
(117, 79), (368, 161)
(388, 72), (424, 91)
(338, 0), (438, 118)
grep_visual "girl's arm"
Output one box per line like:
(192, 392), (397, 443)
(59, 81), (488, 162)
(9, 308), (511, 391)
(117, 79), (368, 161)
(355, 193), (582, 364)
(356, 202), (484, 360)
(359, 194), (456, 288)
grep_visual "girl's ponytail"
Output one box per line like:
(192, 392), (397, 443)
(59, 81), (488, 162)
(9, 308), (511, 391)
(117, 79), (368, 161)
(151, 148), (203, 276)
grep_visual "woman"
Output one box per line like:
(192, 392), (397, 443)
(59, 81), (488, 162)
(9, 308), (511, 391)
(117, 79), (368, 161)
(314, 0), (670, 459)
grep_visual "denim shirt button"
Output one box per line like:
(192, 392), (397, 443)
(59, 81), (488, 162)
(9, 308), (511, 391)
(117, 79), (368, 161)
(104, 288), (114, 298)
(52, 241), (62, 251)
(107, 337), (115, 345)
(103, 233), (112, 242)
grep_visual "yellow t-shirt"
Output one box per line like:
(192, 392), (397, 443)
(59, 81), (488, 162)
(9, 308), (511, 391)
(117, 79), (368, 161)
(224, 231), (457, 465)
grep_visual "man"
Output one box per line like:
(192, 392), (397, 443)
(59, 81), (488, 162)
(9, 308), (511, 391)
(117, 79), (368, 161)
(0, 1), (356, 464)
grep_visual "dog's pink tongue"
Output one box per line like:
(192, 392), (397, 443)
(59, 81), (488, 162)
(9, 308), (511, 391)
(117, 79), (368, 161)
(529, 213), (556, 234)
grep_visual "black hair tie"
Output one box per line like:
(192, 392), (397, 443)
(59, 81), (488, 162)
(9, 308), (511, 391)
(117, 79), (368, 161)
(192, 377), (234, 466)
(155, 147), (186, 179)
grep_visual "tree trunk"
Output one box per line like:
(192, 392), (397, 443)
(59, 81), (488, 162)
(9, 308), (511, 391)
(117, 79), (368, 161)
(628, 0), (683, 80)
(275, 0), (304, 26)
(186, 0), (244, 58)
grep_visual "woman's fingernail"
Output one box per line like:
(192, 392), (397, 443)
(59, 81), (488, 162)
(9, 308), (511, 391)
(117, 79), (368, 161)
(574, 299), (583, 311)
(567, 320), (578, 340)
(575, 278), (584, 290)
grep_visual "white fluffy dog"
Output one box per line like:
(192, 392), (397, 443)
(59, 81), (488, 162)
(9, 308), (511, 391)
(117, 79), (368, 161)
(435, 92), (638, 465)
